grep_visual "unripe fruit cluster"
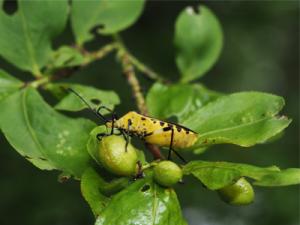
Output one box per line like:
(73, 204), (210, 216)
(97, 135), (183, 188)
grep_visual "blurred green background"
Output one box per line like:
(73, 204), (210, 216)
(0, 1), (299, 225)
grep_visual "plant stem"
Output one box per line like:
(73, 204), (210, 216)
(28, 76), (51, 88)
(84, 42), (118, 65)
(114, 34), (164, 160)
(28, 43), (117, 89)
(113, 34), (168, 83)
(128, 54), (166, 83)
(120, 52), (148, 115)
(115, 35), (148, 114)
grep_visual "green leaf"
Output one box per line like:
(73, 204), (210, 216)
(95, 177), (187, 225)
(183, 161), (281, 190)
(182, 92), (291, 148)
(146, 82), (221, 122)
(174, 5), (223, 82)
(0, 70), (23, 101)
(0, 0), (68, 75)
(81, 168), (111, 217)
(81, 167), (130, 217)
(254, 168), (300, 187)
(54, 84), (120, 112)
(71, 0), (145, 45)
(0, 88), (95, 177)
(48, 46), (85, 69)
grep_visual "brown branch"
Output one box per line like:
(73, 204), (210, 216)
(118, 47), (164, 160)
(120, 53), (148, 115)
(30, 43), (117, 89)
(127, 53), (168, 84)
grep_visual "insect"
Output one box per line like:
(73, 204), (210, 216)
(68, 88), (198, 162)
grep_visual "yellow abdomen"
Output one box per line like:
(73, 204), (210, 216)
(114, 111), (198, 149)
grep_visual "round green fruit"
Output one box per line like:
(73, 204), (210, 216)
(153, 161), (183, 187)
(98, 135), (138, 176)
(218, 177), (255, 206)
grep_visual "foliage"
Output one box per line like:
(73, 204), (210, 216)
(0, 1), (298, 225)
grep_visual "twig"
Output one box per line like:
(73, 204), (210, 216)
(114, 34), (164, 160)
(128, 54), (167, 83)
(28, 43), (117, 89)
(113, 34), (168, 83)
(84, 42), (118, 65)
(120, 52), (148, 115)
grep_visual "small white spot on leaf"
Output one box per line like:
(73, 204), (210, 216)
(186, 7), (195, 15)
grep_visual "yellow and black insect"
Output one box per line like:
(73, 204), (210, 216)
(68, 88), (198, 162)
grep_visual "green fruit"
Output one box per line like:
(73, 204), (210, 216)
(98, 135), (138, 176)
(218, 177), (255, 206)
(153, 161), (183, 187)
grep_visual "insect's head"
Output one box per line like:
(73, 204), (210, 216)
(105, 117), (118, 128)
(105, 120), (113, 128)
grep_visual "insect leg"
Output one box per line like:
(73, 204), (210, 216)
(120, 129), (130, 151)
(96, 105), (113, 114)
(96, 132), (109, 141)
(95, 106), (111, 123)
(167, 128), (174, 160)
(172, 148), (187, 164)
(110, 112), (118, 135)
(96, 106), (118, 134)
(124, 119), (132, 152)
(168, 127), (186, 163)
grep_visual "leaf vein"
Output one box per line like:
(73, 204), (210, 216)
(21, 90), (47, 162)
(199, 116), (284, 138)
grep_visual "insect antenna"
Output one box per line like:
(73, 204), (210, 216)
(67, 88), (108, 123)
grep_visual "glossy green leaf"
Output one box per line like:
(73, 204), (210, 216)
(146, 82), (221, 122)
(0, 70), (23, 101)
(0, 0), (68, 75)
(71, 0), (145, 45)
(48, 46), (85, 69)
(174, 5), (223, 82)
(183, 161), (281, 190)
(81, 167), (130, 217)
(81, 167), (110, 217)
(54, 84), (120, 112)
(182, 92), (291, 148)
(254, 168), (300, 187)
(95, 177), (187, 225)
(0, 88), (95, 177)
